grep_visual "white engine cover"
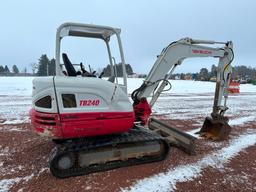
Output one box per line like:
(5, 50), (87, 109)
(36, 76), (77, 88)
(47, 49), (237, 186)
(54, 76), (133, 114)
(32, 76), (133, 114)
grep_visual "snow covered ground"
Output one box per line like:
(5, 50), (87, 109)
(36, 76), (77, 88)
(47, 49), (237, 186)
(0, 77), (33, 124)
(0, 77), (33, 96)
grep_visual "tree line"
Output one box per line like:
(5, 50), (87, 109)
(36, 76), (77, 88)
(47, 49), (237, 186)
(171, 65), (256, 82)
(1, 55), (255, 81)
(102, 63), (134, 77)
(0, 65), (19, 75)
(0, 54), (56, 76)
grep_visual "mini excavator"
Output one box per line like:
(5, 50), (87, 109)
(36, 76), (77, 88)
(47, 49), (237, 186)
(30, 23), (234, 178)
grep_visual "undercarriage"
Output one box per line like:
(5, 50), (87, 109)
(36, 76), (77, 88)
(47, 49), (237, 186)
(49, 126), (169, 178)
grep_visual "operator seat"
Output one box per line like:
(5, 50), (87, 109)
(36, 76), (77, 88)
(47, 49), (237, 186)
(62, 53), (77, 76)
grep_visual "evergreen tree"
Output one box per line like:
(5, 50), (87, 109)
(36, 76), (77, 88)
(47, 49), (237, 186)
(0, 65), (4, 73)
(4, 65), (10, 73)
(126, 64), (134, 75)
(116, 64), (123, 76)
(199, 68), (209, 81)
(211, 64), (217, 77)
(48, 58), (56, 76)
(103, 64), (112, 76)
(102, 63), (134, 77)
(37, 54), (50, 76)
(12, 65), (19, 74)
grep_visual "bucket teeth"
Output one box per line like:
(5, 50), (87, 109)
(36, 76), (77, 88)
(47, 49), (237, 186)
(198, 132), (220, 141)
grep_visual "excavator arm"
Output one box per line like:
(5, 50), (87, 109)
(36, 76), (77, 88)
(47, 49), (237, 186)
(132, 38), (234, 140)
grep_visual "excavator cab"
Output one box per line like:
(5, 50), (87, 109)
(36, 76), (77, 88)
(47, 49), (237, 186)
(55, 23), (129, 92)
(31, 23), (135, 139)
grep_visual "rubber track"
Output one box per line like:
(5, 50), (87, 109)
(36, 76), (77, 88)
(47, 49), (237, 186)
(49, 127), (169, 178)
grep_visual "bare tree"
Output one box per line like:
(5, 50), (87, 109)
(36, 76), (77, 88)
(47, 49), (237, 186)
(30, 62), (38, 75)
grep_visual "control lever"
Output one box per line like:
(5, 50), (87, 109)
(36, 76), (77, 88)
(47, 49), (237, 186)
(99, 71), (104, 78)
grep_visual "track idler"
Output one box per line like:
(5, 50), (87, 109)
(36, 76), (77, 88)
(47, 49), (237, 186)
(197, 116), (231, 141)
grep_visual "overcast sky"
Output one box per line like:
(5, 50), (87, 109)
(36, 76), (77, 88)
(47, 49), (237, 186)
(1, 0), (256, 74)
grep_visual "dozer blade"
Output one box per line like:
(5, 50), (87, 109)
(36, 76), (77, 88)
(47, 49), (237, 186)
(148, 118), (196, 155)
(197, 116), (231, 141)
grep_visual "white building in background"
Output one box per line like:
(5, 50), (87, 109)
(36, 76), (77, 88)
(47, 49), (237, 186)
(128, 73), (139, 78)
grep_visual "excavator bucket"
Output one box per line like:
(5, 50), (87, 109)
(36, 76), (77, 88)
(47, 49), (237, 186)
(198, 116), (231, 141)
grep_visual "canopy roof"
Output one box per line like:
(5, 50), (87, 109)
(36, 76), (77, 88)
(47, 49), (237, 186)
(57, 22), (121, 40)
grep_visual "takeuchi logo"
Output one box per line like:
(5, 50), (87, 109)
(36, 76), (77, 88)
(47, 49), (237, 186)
(192, 49), (212, 54)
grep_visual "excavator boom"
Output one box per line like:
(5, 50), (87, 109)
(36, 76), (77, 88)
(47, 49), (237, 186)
(132, 38), (234, 140)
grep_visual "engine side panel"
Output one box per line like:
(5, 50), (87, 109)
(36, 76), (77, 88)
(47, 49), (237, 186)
(60, 111), (134, 138)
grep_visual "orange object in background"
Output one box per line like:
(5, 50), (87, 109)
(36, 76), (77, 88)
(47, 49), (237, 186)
(228, 81), (240, 93)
